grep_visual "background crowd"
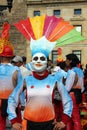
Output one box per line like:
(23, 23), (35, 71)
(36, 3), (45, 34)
(9, 54), (87, 130)
(0, 19), (86, 130)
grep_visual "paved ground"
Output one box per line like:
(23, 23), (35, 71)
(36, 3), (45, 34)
(6, 118), (13, 130)
(6, 127), (13, 130)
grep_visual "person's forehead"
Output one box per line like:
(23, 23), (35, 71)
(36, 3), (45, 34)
(33, 53), (46, 57)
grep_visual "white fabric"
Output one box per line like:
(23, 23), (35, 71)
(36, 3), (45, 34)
(65, 69), (76, 92)
(20, 65), (32, 78)
(30, 36), (56, 57)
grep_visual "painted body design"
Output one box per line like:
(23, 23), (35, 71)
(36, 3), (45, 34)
(7, 73), (72, 122)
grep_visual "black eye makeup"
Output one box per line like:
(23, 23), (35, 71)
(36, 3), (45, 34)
(33, 56), (38, 61)
(40, 56), (46, 61)
(33, 56), (46, 61)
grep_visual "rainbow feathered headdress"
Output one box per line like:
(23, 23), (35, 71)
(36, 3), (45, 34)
(14, 14), (85, 57)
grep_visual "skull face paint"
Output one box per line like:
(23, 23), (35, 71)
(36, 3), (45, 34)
(32, 53), (47, 72)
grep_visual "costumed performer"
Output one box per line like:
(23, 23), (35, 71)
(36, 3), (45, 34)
(7, 14), (86, 130)
(0, 22), (24, 130)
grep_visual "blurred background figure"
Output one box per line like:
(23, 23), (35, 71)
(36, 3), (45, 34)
(52, 61), (67, 123)
(47, 59), (53, 74)
(11, 55), (23, 67)
(65, 53), (84, 130)
(12, 55), (32, 78)
(0, 22), (22, 130)
(12, 55), (32, 118)
(22, 56), (27, 67)
(84, 64), (87, 93)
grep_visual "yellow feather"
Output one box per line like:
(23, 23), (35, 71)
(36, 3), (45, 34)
(30, 15), (46, 39)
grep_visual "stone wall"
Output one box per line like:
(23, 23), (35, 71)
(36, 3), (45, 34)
(0, 0), (27, 56)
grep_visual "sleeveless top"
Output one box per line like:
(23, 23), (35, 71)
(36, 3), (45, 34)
(0, 63), (20, 99)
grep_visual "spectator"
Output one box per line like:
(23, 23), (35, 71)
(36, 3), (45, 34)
(0, 22), (22, 130)
(65, 53), (84, 130)
(22, 56), (27, 67)
(12, 55), (32, 78)
(52, 61), (67, 122)
(84, 64), (87, 92)
(11, 55), (23, 67)
(47, 59), (53, 74)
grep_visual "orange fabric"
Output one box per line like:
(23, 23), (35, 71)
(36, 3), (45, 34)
(81, 118), (87, 128)
(48, 20), (74, 42)
(24, 106), (55, 122)
(22, 119), (27, 130)
(0, 89), (13, 99)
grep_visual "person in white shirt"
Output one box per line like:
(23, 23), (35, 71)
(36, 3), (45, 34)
(12, 55), (32, 78)
(65, 53), (84, 130)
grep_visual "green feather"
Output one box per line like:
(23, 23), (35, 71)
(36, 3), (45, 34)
(56, 28), (86, 47)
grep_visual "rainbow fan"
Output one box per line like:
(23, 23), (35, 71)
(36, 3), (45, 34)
(14, 14), (86, 47)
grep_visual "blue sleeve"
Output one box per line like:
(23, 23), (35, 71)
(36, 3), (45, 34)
(17, 68), (25, 106)
(7, 79), (24, 120)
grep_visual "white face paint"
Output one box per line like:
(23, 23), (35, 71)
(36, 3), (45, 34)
(32, 53), (47, 72)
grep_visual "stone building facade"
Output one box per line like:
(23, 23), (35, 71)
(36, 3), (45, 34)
(0, 0), (87, 68)
(0, 0), (27, 56)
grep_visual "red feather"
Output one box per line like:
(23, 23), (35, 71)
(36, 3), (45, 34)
(1, 22), (10, 39)
(14, 18), (35, 40)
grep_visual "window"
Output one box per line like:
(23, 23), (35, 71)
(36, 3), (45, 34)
(74, 9), (81, 15)
(72, 50), (81, 62)
(52, 50), (58, 64)
(34, 11), (40, 16)
(74, 25), (82, 35)
(54, 10), (61, 16)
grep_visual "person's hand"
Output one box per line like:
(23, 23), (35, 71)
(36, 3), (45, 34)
(53, 120), (66, 130)
(12, 122), (23, 130)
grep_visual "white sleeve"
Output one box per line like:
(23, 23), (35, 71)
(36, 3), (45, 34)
(57, 81), (73, 117)
(7, 80), (24, 120)
(65, 70), (75, 92)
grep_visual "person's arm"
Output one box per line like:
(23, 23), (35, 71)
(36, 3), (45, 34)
(72, 74), (78, 87)
(7, 80), (26, 129)
(65, 71), (77, 92)
(59, 81), (73, 121)
(12, 69), (25, 109)
(54, 81), (73, 129)
(12, 70), (18, 88)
